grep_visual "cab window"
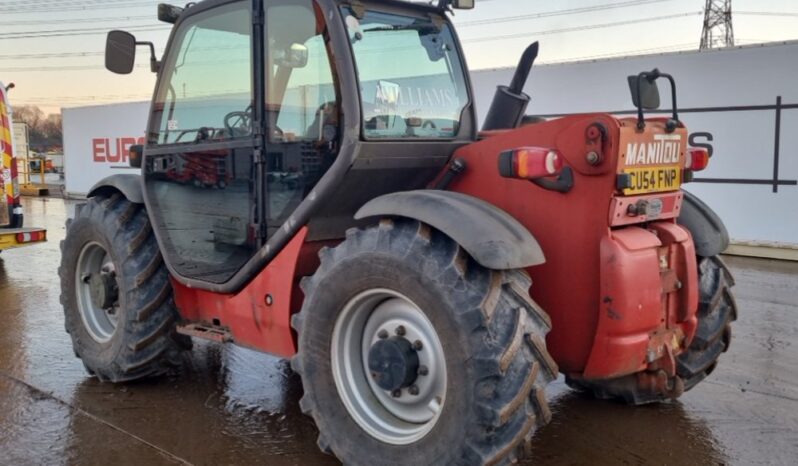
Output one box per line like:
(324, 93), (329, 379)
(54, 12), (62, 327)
(342, 8), (469, 139)
(151, 2), (252, 145)
(264, 0), (340, 239)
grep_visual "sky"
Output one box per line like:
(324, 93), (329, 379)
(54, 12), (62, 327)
(1, 0), (796, 114)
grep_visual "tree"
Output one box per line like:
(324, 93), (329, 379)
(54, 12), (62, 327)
(12, 105), (62, 151)
(41, 114), (63, 144)
(12, 105), (44, 131)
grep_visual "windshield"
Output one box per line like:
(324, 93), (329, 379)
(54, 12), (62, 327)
(342, 7), (469, 139)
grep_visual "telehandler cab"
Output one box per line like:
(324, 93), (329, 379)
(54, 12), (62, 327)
(60, 0), (736, 464)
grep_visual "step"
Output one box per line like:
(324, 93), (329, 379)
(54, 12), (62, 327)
(176, 322), (233, 343)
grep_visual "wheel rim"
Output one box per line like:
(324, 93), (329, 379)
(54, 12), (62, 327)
(75, 241), (120, 343)
(331, 288), (447, 445)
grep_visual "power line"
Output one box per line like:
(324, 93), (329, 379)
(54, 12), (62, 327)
(0, 44), (241, 61)
(458, 0), (674, 27)
(461, 12), (702, 43)
(537, 42), (698, 65)
(0, 51), (105, 61)
(0, 0), (152, 5)
(735, 11), (798, 17)
(0, 25), (167, 40)
(1, 0), (159, 14)
(0, 15), (152, 27)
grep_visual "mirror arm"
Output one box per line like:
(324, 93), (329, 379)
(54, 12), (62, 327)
(635, 69), (680, 132)
(635, 69), (660, 131)
(663, 73), (679, 124)
(137, 41), (160, 73)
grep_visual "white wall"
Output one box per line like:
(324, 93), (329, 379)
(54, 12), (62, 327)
(62, 42), (798, 246)
(473, 41), (798, 247)
(62, 102), (150, 196)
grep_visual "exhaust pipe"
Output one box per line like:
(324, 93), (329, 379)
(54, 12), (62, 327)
(481, 42), (539, 131)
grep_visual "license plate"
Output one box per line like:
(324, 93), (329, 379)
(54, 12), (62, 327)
(623, 166), (681, 195)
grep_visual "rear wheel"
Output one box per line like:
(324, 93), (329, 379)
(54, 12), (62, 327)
(566, 255), (737, 404)
(291, 219), (557, 465)
(59, 193), (190, 382)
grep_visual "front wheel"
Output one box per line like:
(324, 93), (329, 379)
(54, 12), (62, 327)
(59, 193), (190, 382)
(291, 220), (557, 465)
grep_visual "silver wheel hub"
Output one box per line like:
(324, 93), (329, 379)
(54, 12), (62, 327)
(332, 289), (447, 445)
(75, 242), (120, 343)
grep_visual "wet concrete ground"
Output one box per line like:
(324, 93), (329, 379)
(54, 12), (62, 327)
(1, 197), (797, 465)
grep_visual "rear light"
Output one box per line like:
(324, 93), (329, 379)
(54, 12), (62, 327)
(16, 231), (46, 243)
(686, 147), (710, 171)
(499, 147), (564, 180)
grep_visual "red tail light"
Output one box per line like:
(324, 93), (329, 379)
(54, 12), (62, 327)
(499, 147), (564, 180)
(686, 147), (710, 171)
(16, 231), (46, 243)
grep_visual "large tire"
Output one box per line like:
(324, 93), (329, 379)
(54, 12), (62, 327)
(291, 219), (557, 465)
(59, 193), (190, 382)
(566, 255), (737, 404)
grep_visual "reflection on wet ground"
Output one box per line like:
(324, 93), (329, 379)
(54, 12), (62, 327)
(1, 197), (796, 465)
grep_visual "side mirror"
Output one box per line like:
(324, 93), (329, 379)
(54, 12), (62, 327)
(106, 30), (137, 74)
(627, 75), (661, 110)
(275, 43), (309, 69)
(452, 0), (475, 9)
(628, 68), (680, 132)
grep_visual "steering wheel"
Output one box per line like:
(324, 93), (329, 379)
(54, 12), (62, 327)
(422, 120), (437, 130)
(224, 110), (252, 138)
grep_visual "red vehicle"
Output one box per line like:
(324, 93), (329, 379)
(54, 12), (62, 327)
(151, 152), (232, 188)
(60, 1), (736, 464)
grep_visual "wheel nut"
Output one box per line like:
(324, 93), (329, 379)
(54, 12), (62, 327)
(418, 365), (429, 376)
(395, 325), (406, 336)
(378, 329), (389, 339)
(412, 340), (423, 351)
(409, 385), (420, 396)
(391, 389), (402, 398)
(81, 273), (92, 283)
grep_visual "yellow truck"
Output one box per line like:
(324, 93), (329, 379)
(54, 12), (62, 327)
(1, 82), (46, 252)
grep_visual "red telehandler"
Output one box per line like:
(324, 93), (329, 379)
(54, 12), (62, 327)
(60, 1), (736, 464)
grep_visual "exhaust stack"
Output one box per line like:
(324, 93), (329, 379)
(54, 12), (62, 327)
(481, 42), (539, 131)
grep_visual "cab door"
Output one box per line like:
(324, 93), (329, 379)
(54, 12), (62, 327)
(143, 0), (262, 285)
(261, 0), (341, 240)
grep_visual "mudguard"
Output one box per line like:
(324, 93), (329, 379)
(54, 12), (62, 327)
(678, 190), (729, 257)
(87, 174), (144, 204)
(355, 190), (545, 270)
